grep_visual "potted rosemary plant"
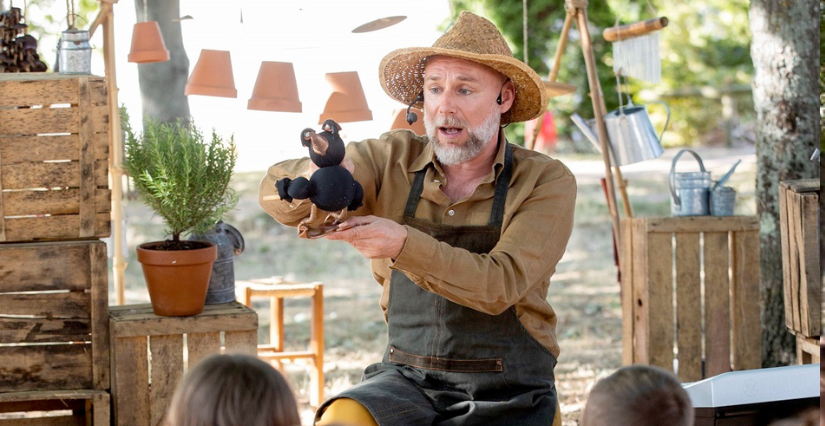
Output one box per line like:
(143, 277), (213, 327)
(123, 110), (238, 316)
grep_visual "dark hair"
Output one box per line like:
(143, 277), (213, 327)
(165, 353), (301, 426)
(582, 365), (694, 426)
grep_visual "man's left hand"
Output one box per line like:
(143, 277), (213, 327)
(325, 215), (407, 260)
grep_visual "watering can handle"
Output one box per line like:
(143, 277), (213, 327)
(669, 149), (707, 208)
(646, 101), (671, 142)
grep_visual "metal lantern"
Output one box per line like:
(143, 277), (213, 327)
(58, 28), (91, 74)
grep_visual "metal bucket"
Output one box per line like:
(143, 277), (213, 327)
(670, 149), (711, 216)
(710, 186), (736, 216)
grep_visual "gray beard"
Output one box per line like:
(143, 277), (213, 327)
(426, 110), (500, 166)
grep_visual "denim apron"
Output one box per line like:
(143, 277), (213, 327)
(317, 143), (557, 425)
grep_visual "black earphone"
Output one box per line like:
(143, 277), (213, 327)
(405, 92), (424, 125)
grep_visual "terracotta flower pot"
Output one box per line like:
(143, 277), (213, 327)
(137, 241), (218, 316)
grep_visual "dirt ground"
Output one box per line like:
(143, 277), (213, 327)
(114, 146), (757, 426)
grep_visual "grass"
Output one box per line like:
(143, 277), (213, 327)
(112, 147), (757, 425)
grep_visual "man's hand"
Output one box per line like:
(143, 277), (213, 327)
(306, 156), (354, 177)
(324, 215), (407, 260)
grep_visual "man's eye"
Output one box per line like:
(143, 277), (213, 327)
(429, 87), (442, 94)
(458, 88), (471, 95)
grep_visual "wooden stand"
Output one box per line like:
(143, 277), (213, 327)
(109, 302), (258, 426)
(237, 277), (325, 408)
(619, 216), (761, 381)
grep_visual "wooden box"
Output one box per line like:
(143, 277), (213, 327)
(619, 216), (761, 382)
(109, 302), (258, 426)
(0, 73), (111, 243)
(0, 240), (109, 392)
(779, 179), (820, 337)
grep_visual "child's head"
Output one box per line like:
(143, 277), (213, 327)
(166, 353), (301, 426)
(582, 365), (693, 426)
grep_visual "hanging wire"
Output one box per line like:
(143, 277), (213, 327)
(522, 0), (528, 64)
(142, 0), (148, 22)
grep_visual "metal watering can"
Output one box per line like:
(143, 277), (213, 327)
(670, 149), (711, 216)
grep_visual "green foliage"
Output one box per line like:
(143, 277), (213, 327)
(122, 108), (239, 242)
(449, 0), (754, 149)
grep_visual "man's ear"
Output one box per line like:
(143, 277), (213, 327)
(499, 80), (516, 114)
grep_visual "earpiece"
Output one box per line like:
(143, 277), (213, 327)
(406, 92), (424, 125)
(496, 94), (502, 105)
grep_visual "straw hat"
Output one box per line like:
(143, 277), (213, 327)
(380, 11), (550, 123)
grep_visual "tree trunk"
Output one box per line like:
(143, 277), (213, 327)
(749, 0), (820, 366)
(134, 0), (190, 125)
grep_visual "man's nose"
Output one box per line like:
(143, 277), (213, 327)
(435, 92), (457, 115)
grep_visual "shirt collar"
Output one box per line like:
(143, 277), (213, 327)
(410, 130), (508, 180)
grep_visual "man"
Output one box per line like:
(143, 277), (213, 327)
(259, 11), (576, 426)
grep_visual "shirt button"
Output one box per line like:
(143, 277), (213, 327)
(447, 209), (455, 216)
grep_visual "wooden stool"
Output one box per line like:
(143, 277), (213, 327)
(794, 333), (820, 364)
(237, 277), (325, 407)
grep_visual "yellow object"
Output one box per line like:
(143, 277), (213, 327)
(316, 398), (379, 426)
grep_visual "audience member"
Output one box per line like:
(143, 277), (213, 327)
(165, 353), (301, 426)
(581, 364), (693, 426)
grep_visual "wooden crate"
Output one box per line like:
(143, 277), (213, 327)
(0, 390), (109, 426)
(779, 179), (820, 337)
(109, 302), (258, 426)
(793, 333), (820, 364)
(0, 240), (109, 392)
(0, 73), (111, 243)
(619, 216), (761, 382)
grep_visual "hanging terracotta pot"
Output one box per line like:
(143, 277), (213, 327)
(137, 241), (217, 316)
(128, 21), (170, 63)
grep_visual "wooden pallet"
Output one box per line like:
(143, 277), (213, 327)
(109, 302), (258, 426)
(619, 216), (761, 382)
(0, 73), (111, 243)
(779, 179), (820, 338)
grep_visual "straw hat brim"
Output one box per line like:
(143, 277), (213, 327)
(380, 47), (551, 123)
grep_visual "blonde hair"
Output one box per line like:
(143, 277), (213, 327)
(165, 353), (301, 426)
(582, 365), (693, 426)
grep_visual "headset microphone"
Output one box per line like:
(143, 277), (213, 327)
(406, 92), (424, 125)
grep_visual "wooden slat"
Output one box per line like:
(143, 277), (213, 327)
(90, 242), (109, 390)
(0, 292), (90, 318)
(675, 232), (702, 382)
(0, 415), (84, 426)
(646, 216), (759, 233)
(646, 230), (673, 370)
(2, 188), (111, 216)
(0, 105), (108, 136)
(1, 159), (107, 189)
(620, 219), (634, 365)
(781, 179), (819, 193)
(187, 331), (221, 368)
(779, 185), (796, 331)
(77, 77), (95, 238)
(149, 334), (183, 426)
(225, 330), (258, 356)
(2, 213), (111, 242)
(0, 133), (4, 241)
(0, 134), (108, 163)
(112, 336), (150, 426)
(0, 241), (93, 291)
(0, 344), (92, 392)
(798, 193), (820, 336)
(703, 231), (732, 377)
(110, 303), (258, 337)
(0, 77), (80, 106)
(786, 188), (803, 332)
(0, 388), (107, 403)
(91, 392), (109, 426)
(795, 334), (820, 364)
(731, 230), (761, 370)
(0, 398), (85, 413)
(0, 318), (90, 343)
(631, 219), (649, 364)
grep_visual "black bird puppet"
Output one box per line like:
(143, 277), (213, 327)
(273, 119), (363, 239)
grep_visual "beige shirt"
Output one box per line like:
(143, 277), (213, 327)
(258, 129), (577, 357)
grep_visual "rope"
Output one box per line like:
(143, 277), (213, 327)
(523, 0), (528, 64)
(564, 0), (588, 13)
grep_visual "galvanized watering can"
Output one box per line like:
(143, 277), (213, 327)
(603, 100), (670, 166)
(670, 149), (711, 216)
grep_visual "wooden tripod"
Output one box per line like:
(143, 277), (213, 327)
(528, 0), (627, 248)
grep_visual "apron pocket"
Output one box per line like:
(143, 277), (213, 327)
(388, 346), (503, 373)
